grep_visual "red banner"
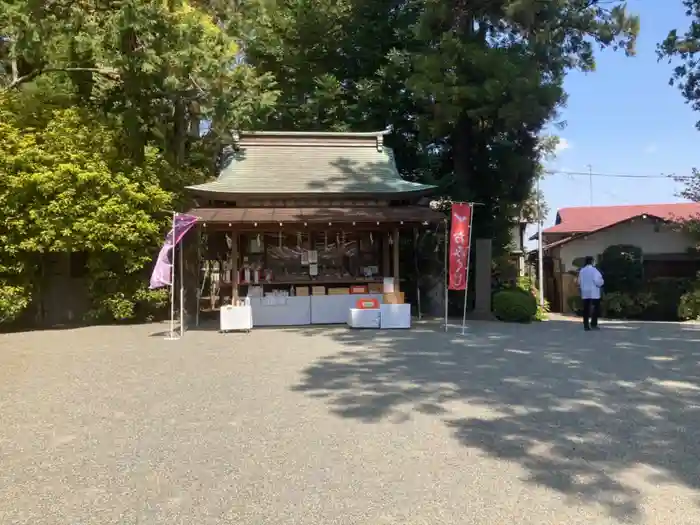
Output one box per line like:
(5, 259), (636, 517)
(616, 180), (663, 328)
(448, 203), (473, 291)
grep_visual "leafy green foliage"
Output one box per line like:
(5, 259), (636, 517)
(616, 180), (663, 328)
(0, 0), (278, 166)
(0, 90), (174, 322)
(516, 275), (549, 320)
(245, 0), (638, 251)
(0, 1), (277, 326)
(597, 244), (644, 294)
(659, 0), (700, 128)
(660, 2), (700, 241)
(642, 277), (694, 321)
(493, 288), (537, 323)
(0, 283), (31, 324)
(678, 287), (700, 320)
(601, 292), (656, 320)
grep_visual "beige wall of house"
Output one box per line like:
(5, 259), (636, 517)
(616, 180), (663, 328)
(553, 218), (694, 272)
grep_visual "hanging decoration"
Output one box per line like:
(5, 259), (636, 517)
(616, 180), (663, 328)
(297, 232), (302, 249)
(389, 233), (393, 246)
(341, 231), (346, 245)
(336, 233), (340, 247)
(370, 232), (374, 245)
(324, 231), (328, 249)
(278, 231), (282, 248)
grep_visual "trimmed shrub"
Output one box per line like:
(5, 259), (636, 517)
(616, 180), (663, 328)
(678, 289), (700, 321)
(598, 244), (644, 294)
(493, 288), (538, 323)
(515, 275), (549, 321)
(642, 277), (693, 321)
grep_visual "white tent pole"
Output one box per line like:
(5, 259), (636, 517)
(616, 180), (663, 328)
(196, 227), (201, 327)
(179, 232), (185, 337)
(168, 212), (176, 339)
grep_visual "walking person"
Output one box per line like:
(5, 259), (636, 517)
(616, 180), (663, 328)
(578, 256), (604, 331)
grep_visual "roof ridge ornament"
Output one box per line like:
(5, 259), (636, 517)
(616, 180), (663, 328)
(376, 133), (383, 152)
(231, 130), (240, 148)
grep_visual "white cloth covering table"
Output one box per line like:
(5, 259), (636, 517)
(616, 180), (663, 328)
(347, 308), (381, 329)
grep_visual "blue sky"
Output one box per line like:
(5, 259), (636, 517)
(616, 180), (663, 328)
(540, 0), (697, 227)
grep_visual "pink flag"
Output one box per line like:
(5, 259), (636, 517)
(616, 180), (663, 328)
(149, 213), (198, 289)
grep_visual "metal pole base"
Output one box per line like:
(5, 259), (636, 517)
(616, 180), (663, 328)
(164, 332), (180, 341)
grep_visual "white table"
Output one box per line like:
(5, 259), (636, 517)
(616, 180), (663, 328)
(380, 303), (411, 329)
(220, 305), (253, 332)
(250, 296), (312, 326)
(311, 294), (383, 324)
(347, 308), (381, 329)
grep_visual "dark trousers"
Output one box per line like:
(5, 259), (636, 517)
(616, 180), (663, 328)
(582, 298), (600, 329)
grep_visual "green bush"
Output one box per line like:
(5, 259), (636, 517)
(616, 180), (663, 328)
(515, 275), (549, 321)
(642, 277), (693, 321)
(598, 244), (644, 294)
(600, 291), (657, 319)
(678, 289), (700, 321)
(493, 288), (538, 323)
(0, 283), (31, 325)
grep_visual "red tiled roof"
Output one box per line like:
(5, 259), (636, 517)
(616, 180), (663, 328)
(543, 202), (700, 235)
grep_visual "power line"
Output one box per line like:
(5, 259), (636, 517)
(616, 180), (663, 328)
(545, 169), (691, 180)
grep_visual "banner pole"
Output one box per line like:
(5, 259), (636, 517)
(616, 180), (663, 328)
(443, 219), (448, 332)
(195, 226), (201, 327)
(461, 203), (475, 336)
(179, 233), (184, 337)
(166, 212), (177, 340)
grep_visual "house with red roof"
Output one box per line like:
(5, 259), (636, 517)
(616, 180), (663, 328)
(532, 202), (700, 311)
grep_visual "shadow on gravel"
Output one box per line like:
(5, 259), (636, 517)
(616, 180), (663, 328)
(290, 319), (700, 522)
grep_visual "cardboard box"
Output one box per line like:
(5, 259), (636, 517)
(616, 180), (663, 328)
(312, 286), (326, 295)
(328, 287), (350, 295)
(295, 286), (309, 296)
(368, 283), (383, 294)
(350, 285), (368, 294)
(383, 292), (405, 304)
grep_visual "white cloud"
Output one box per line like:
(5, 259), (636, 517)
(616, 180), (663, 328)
(554, 137), (571, 154)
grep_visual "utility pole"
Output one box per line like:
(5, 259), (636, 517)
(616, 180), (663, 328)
(587, 164), (593, 206)
(536, 176), (544, 307)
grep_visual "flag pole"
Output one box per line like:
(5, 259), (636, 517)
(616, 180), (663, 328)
(179, 233), (185, 337)
(461, 203), (474, 335)
(443, 219), (448, 332)
(195, 226), (201, 327)
(166, 212), (178, 340)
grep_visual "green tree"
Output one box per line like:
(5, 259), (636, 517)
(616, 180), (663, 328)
(659, 1), (700, 243)
(0, 1), (279, 325)
(0, 90), (172, 322)
(245, 0), (638, 250)
(0, 0), (277, 169)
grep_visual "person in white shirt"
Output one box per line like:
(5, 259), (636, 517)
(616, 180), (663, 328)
(578, 256), (604, 331)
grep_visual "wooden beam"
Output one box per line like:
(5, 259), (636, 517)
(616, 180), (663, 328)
(393, 228), (400, 285)
(231, 232), (239, 302)
(382, 233), (390, 276)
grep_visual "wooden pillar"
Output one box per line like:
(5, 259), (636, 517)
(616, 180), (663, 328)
(181, 228), (199, 326)
(392, 228), (400, 283)
(231, 232), (239, 301)
(473, 238), (493, 319)
(382, 231), (391, 276)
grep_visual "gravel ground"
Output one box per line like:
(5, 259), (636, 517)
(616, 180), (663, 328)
(1, 318), (699, 525)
